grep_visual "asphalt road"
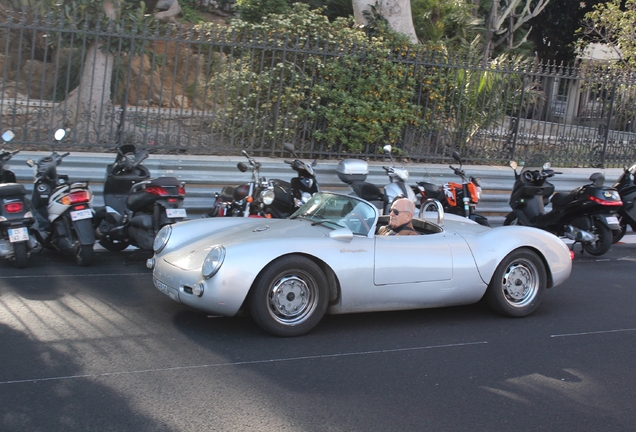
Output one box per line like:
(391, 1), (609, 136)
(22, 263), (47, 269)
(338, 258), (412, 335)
(1, 238), (636, 432)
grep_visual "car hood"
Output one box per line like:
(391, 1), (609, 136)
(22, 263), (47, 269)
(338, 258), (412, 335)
(161, 217), (328, 271)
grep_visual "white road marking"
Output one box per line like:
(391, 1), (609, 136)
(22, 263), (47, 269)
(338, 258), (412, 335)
(0, 273), (149, 279)
(551, 328), (636, 338)
(0, 341), (488, 385)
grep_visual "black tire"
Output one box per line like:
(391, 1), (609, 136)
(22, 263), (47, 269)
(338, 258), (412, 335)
(75, 244), (95, 266)
(611, 220), (627, 244)
(99, 237), (130, 252)
(485, 248), (547, 317)
(503, 212), (521, 226)
(12, 241), (28, 269)
(581, 216), (612, 256)
(248, 256), (328, 337)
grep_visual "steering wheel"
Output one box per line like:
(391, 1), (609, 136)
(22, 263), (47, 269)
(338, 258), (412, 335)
(346, 213), (370, 233)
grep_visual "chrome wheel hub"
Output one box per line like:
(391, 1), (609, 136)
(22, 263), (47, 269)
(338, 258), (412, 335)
(270, 276), (310, 317)
(502, 260), (538, 307)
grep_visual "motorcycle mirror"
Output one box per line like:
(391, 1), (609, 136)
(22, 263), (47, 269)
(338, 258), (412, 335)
(237, 162), (248, 173)
(452, 150), (462, 163)
(542, 162), (552, 170)
(2, 130), (15, 142)
(54, 129), (66, 141)
(26, 158), (35, 167)
(509, 161), (518, 170)
(283, 142), (298, 157)
(382, 145), (392, 155)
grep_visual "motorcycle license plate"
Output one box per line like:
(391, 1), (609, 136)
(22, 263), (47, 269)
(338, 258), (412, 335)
(70, 209), (92, 221)
(166, 208), (187, 218)
(8, 227), (28, 243)
(606, 216), (619, 226)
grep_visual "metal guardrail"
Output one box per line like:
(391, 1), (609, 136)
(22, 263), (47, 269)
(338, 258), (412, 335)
(7, 151), (626, 226)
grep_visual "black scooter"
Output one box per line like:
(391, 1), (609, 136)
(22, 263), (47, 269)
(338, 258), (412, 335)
(0, 131), (37, 268)
(95, 144), (187, 251)
(209, 143), (319, 219)
(504, 154), (622, 256)
(610, 163), (636, 243)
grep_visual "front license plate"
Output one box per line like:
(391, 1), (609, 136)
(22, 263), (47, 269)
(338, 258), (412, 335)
(8, 227), (28, 243)
(70, 209), (92, 221)
(166, 208), (187, 218)
(606, 216), (619, 225)
(154, 278), (171, 296)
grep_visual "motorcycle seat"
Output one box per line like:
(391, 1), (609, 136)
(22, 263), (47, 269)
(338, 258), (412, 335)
(147, 176), (180, 187)
(418, 181), (441, 196)
(550, 192), (576, 207)
(351, 181), (384, 201)
(0, 183), (27, 197)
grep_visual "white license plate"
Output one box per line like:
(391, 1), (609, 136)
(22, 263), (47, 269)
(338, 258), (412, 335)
(606, 216), (619, 225)
(166, 208), (187, 218)
(154, 278), (171, 296)
(8, 227), (29, 243)
(70, 209), (92, 221)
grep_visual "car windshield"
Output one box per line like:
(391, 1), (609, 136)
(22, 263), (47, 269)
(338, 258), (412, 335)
(290, 192), (377, 236)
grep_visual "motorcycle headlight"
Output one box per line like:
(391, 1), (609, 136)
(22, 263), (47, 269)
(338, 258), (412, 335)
(153, 225), (172, 253)
(261, 189), (275, 205)
(301, 192), (312, 204)
(202, 245), (226, 279)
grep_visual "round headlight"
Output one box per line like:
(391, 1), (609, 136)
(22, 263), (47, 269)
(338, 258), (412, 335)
(261, 189), (275, 205)
(153, 225), (172, 253)
(301, 192), (312, 204)
(202, 245), (226, 279)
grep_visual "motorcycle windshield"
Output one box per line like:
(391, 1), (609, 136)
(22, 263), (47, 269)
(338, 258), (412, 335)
(520, 154), (549, 174)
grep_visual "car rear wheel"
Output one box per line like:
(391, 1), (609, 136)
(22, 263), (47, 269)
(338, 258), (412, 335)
(249, 256), (328, 337)
(485, 248), (546, 317)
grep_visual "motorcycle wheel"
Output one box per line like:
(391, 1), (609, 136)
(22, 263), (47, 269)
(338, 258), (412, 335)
(99, 237), (130, 252)
(581, 216), (612, 256)
(611, 220), (627, 244)
(13, 241), (28, 269)
(75, 244), (95, 266)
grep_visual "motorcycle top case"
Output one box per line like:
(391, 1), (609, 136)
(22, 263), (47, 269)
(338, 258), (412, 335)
(337, 159), (368, 184)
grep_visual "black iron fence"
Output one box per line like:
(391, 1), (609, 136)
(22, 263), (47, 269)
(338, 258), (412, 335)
(2, 13), (636, 167)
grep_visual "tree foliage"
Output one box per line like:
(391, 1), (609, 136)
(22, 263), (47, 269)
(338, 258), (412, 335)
(578, 0), (636, 69)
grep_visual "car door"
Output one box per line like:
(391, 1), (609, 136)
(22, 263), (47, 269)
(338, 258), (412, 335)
(373, 232), (453, 285)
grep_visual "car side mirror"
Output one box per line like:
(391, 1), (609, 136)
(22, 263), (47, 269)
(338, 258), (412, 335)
(329, 227), (353, 241)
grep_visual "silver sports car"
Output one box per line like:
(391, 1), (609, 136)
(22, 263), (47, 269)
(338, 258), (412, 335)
(147, 192), (572, 337)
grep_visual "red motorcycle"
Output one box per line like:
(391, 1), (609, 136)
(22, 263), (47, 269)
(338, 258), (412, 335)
(413, 151), (490, 226)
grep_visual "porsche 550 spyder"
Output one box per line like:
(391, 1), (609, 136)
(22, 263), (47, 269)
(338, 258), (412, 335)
(147, 192), (572, 337)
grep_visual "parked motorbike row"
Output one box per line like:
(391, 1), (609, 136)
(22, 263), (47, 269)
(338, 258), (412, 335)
(1, 127), (633, 269)
(0, 129), (187, 268)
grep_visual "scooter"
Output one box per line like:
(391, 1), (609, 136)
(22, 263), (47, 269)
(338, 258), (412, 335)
(504, 153), (622, 256)
(413, 150), (490, 226)
(0, 130), (38, 268)
(209, 143), (319, 218)
(27, 129), (96, 266)
(610, 162), (636, 243)
(336, 145), (417, 214)
(94, 144), (187, 251)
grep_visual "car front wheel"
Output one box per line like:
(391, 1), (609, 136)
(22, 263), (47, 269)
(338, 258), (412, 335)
(485, 248), (547, 317)
(249, 256), (328, 337)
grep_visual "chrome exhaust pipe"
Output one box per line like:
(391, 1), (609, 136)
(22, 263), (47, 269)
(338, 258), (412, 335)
(564, 225), (597, 243)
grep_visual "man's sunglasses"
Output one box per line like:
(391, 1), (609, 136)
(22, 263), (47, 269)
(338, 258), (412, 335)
(390, 208), (410, 215)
